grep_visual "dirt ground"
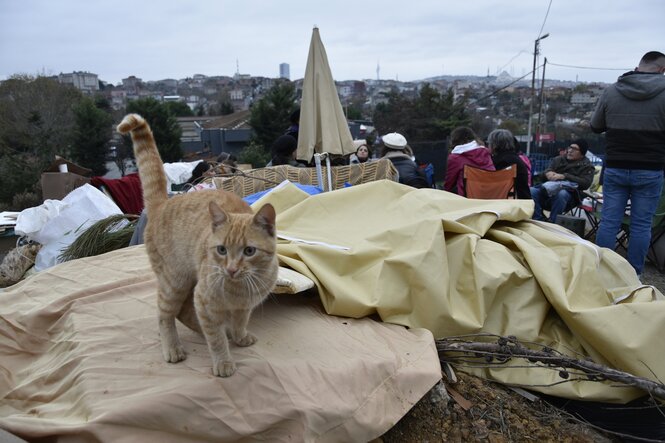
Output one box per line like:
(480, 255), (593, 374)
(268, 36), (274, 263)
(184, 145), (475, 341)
(380, 259), (665, 443)
(380, 371), (615, 443)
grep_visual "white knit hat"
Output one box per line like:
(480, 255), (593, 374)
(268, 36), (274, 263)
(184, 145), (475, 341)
(382, 132), (407, 150)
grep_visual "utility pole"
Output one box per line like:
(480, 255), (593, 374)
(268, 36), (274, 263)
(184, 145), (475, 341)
(537, 57), (547, 148)
(526, 33), (549, 155)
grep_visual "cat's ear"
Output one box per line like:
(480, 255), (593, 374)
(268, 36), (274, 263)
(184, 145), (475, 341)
(209, 201), (229, 229)
(253, 203), (276, 237)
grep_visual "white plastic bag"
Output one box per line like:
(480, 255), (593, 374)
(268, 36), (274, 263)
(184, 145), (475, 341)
(163, 160), (201, 190)
(18, 184), (123, 271)
(15, 200), (67, 239)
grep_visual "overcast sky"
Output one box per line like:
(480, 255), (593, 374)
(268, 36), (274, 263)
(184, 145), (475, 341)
(2, 0), (664, 86)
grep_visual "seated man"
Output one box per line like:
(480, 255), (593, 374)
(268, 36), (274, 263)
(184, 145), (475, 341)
(530, 139), (595, 223)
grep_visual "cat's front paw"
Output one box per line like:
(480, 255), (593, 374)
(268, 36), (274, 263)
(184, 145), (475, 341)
(213, 360), (237, 377)
(234, 332), (257, 347)
(162, 343), (186, 363)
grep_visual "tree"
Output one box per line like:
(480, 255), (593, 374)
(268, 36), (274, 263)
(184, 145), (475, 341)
(70, 97), (113, 175)
(0, 75), (82, 206)
(126, 97), (183, 162)
(219, 100), (235, 116)
(345, 102), (364, 120)
(373, 83), (470, 142)
(0, 75), (81, 161)
(248, 81), (297, 151)
(498, 119), (523, 135)
(164, 100), (194, 117)
(214, 90), (235, 116)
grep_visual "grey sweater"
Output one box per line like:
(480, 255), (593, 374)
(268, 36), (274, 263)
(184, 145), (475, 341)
(590, 71), (665, 170)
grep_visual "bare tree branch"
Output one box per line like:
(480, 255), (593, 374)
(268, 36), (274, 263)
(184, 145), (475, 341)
(437, 335), (665, 401)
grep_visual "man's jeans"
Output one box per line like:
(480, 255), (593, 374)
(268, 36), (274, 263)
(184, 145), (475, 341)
(530, 185), (575, 223)
(595, 168), (664, 275)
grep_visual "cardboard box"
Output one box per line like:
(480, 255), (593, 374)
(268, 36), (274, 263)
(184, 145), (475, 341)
(43, 157), (92, 177)
(41, 172), (91, 201)
(40, 156), (93, 201)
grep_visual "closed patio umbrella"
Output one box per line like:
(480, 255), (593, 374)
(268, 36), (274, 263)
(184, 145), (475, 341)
(297, 27), (356, 176)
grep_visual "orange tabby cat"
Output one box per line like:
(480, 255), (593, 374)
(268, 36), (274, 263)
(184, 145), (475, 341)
(118, 114), (278, 377)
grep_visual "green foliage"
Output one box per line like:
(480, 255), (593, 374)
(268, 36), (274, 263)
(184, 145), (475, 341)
(59, 214), (137, 262)
(248, 81), (297, 150)
(498, 119), (523, 135)
(0, 75), (84, 206)
(219, 101), (235, 115)
(126, 97), (183, 162)
(0, 75), (82, 161)
(164, 100), (194, 117)
(0, 153), (43, 209)
(373, 83), (470, 142)
(345, 104), (363, 120)
(237, 141), (270, 168)
(70, 97), (112, 175)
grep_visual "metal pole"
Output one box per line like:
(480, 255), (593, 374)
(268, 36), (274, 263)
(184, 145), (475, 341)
(526, 33), (548, 155)
(537, 57), (547, 148)
(526, 39), (538, 155)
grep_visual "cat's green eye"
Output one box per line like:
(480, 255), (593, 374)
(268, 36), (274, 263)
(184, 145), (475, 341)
(243, 246), (256, 256)
(216, 245), (227, 255)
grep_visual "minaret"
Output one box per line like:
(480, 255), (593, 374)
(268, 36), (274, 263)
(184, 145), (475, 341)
(376, 60), (380, 81)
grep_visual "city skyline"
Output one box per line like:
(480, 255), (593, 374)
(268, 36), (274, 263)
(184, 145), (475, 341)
(2, 0), (664, 86)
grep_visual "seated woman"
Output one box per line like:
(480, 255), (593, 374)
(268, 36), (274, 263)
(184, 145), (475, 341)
(349, 142), (372, 164)
(380, 133), (429, 188)
(514, 137), (533, 186)
(487, 129), (531, 199)
(444, 126), (495, 195)
(267, 135), (305, 167)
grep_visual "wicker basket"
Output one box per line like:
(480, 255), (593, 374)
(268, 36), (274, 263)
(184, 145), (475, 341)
(213, 158), (398, 198)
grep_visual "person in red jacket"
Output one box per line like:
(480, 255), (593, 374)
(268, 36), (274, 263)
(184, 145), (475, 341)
(444, 127), (495, 195)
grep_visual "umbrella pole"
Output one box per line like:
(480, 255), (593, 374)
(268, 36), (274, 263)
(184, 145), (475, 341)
(325, 154), (333, 192)
(314, 154), (325, 192)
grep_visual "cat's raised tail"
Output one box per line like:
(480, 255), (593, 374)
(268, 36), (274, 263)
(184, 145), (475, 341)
(117, 114), (168, 212)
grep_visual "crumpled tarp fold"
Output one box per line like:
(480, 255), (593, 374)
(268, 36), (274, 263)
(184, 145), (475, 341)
(257, 180), (665, 402)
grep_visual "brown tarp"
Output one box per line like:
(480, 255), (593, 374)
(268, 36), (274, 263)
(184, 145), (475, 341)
(0, 246), (440, 442)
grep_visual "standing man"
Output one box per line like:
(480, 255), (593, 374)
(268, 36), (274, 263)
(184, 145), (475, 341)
(591, 51), (665, 276)
(530, 139), (595, 223)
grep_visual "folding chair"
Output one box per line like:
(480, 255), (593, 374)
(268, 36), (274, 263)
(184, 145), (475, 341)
(568, 193), (601, 240)
(463, 164), (516, 199)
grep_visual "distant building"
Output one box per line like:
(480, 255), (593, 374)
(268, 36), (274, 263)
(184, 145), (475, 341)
(57, 71), (99, 94)
(280, 63), (290, 80)
(570, 93), (597, 105)
(110, 90), (127, 110)
(122, 76), (143, 94)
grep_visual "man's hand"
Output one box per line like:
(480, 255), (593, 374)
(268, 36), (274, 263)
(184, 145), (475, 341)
(545, 171), (566, 181)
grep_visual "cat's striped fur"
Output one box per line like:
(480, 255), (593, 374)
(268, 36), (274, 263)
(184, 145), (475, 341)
(118, 114), (278, 377)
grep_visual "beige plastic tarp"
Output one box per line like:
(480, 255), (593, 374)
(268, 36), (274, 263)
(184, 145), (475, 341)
(0, 246), (441, 442)
(259, 180), (665, 402)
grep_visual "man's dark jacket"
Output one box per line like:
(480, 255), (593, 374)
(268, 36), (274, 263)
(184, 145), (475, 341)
(544, 156), (595, 191)
(590, 71), (665, 170)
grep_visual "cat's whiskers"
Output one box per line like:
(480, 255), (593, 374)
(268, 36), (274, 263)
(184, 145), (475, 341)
(204, 267), (224, 288)
(247, 273), (273, 295)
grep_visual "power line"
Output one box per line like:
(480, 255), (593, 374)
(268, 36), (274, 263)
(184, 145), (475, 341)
(496, 50), (529, 75)
(536, 0), (553, 39)
(474, 65), (541, 103)
(547, 61), (630, 71)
